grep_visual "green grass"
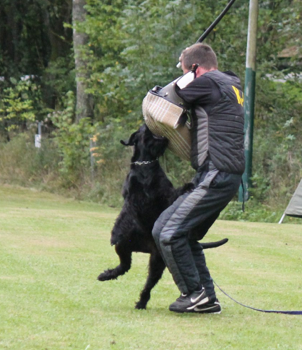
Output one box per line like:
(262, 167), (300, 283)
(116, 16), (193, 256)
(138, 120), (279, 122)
(0, 185), (302, 350)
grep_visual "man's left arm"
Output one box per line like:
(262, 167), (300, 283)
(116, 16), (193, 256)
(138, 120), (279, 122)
(176, 76), (215, 106)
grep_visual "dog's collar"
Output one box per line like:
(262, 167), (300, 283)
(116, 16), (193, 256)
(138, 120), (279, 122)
(131, 159), (158, 166)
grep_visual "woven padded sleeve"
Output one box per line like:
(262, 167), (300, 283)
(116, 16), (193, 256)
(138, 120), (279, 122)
(142, 91), (191, 161)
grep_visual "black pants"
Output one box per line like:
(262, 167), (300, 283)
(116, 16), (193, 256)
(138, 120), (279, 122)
(152, 164), (241, 297)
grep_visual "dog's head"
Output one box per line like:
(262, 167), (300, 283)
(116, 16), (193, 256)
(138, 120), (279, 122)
(121, 124), (169, 161)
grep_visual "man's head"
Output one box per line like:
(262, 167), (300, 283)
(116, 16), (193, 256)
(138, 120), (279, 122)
(180, 43), (218, 77)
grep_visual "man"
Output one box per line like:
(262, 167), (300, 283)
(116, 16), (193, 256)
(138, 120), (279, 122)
(152, 43), (245, 314)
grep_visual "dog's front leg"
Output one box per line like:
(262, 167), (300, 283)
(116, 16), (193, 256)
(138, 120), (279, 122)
(135, 251), (166, 310)
(97, 243), (132, 281)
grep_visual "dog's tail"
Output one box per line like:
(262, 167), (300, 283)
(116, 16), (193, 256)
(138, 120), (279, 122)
(200, 238), (228, 249)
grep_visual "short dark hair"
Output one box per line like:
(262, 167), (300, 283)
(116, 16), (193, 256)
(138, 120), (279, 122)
(181, 43), (218, 71)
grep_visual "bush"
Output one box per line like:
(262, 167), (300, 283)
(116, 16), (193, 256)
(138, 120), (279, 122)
(0, 132), (61, 190)
(0, 77), (51, 134)
(49, 91), (100, 193)
(220, 198), (282, 223)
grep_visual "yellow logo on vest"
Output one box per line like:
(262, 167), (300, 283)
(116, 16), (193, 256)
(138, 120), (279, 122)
(232, 86), (244, 106)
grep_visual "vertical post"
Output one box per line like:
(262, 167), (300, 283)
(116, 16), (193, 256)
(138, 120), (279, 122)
(239, 0), (258, 202)
(35, 121), (42, 149)
(38, 122), (42, 136)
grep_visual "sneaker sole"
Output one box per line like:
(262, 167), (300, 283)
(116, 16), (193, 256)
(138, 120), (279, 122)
(193, 305), (222, 314)
(169, 306), (221, 314)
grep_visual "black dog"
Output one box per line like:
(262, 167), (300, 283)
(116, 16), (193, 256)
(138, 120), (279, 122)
(98, 124), (227, 309)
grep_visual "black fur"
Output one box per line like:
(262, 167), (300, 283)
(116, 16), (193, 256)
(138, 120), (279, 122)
(97, 124), (227, 309)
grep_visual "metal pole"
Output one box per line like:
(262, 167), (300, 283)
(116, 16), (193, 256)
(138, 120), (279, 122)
(239, 0), (258, 202)
(278, 213), (286, 224)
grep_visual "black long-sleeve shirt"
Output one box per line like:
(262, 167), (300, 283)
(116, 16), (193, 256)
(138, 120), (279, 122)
(176, 73), (222, 114)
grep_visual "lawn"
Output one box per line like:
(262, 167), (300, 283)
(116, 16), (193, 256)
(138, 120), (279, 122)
(0, 185), (301, 350)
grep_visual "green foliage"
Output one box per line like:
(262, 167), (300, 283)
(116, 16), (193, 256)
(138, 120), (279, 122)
(82, 0), (127, 123)
(0, 77), (50, 131)
(220, 198), (282, 223)
(0, 131), (60, 190)
(253, 77), (302, 205)
(0, 0), (72, 77)
(51, 91), (96, 186)
(84, 0), (248, 125)
(42, 56), (76, 109)
(0, 83), (35, 129)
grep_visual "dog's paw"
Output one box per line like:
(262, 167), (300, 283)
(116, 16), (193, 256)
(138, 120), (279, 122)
(179, 182), (195, 194)
(97, 270), (117, 281)
(186, 182), (195, 191)
(135, 301), (147, 310)
(97, 272), (107, 281)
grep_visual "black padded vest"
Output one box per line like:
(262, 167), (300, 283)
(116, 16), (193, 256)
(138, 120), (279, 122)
(190, 70), (245, 174)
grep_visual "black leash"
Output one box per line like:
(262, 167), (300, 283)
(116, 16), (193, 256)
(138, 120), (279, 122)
(177, 0), (237, 68)
(196, 0), (237, 43)
(214, 280), (302, 315)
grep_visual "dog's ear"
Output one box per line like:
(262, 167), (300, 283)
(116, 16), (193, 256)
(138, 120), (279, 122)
(120, 139), (129, 146)
(120, 131), (138, 146)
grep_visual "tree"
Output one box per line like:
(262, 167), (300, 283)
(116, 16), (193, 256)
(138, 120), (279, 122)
(72, 0), (93, 123)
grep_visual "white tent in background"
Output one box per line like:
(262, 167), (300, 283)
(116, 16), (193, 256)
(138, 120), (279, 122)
(279, 179), (302, 223)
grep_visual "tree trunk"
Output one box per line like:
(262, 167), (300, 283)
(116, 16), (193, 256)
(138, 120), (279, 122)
(72, 0), (93, 123)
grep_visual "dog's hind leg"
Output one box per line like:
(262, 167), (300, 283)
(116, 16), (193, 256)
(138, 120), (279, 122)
(135, 252), (166, 310)
(97, 243), (132, 281)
